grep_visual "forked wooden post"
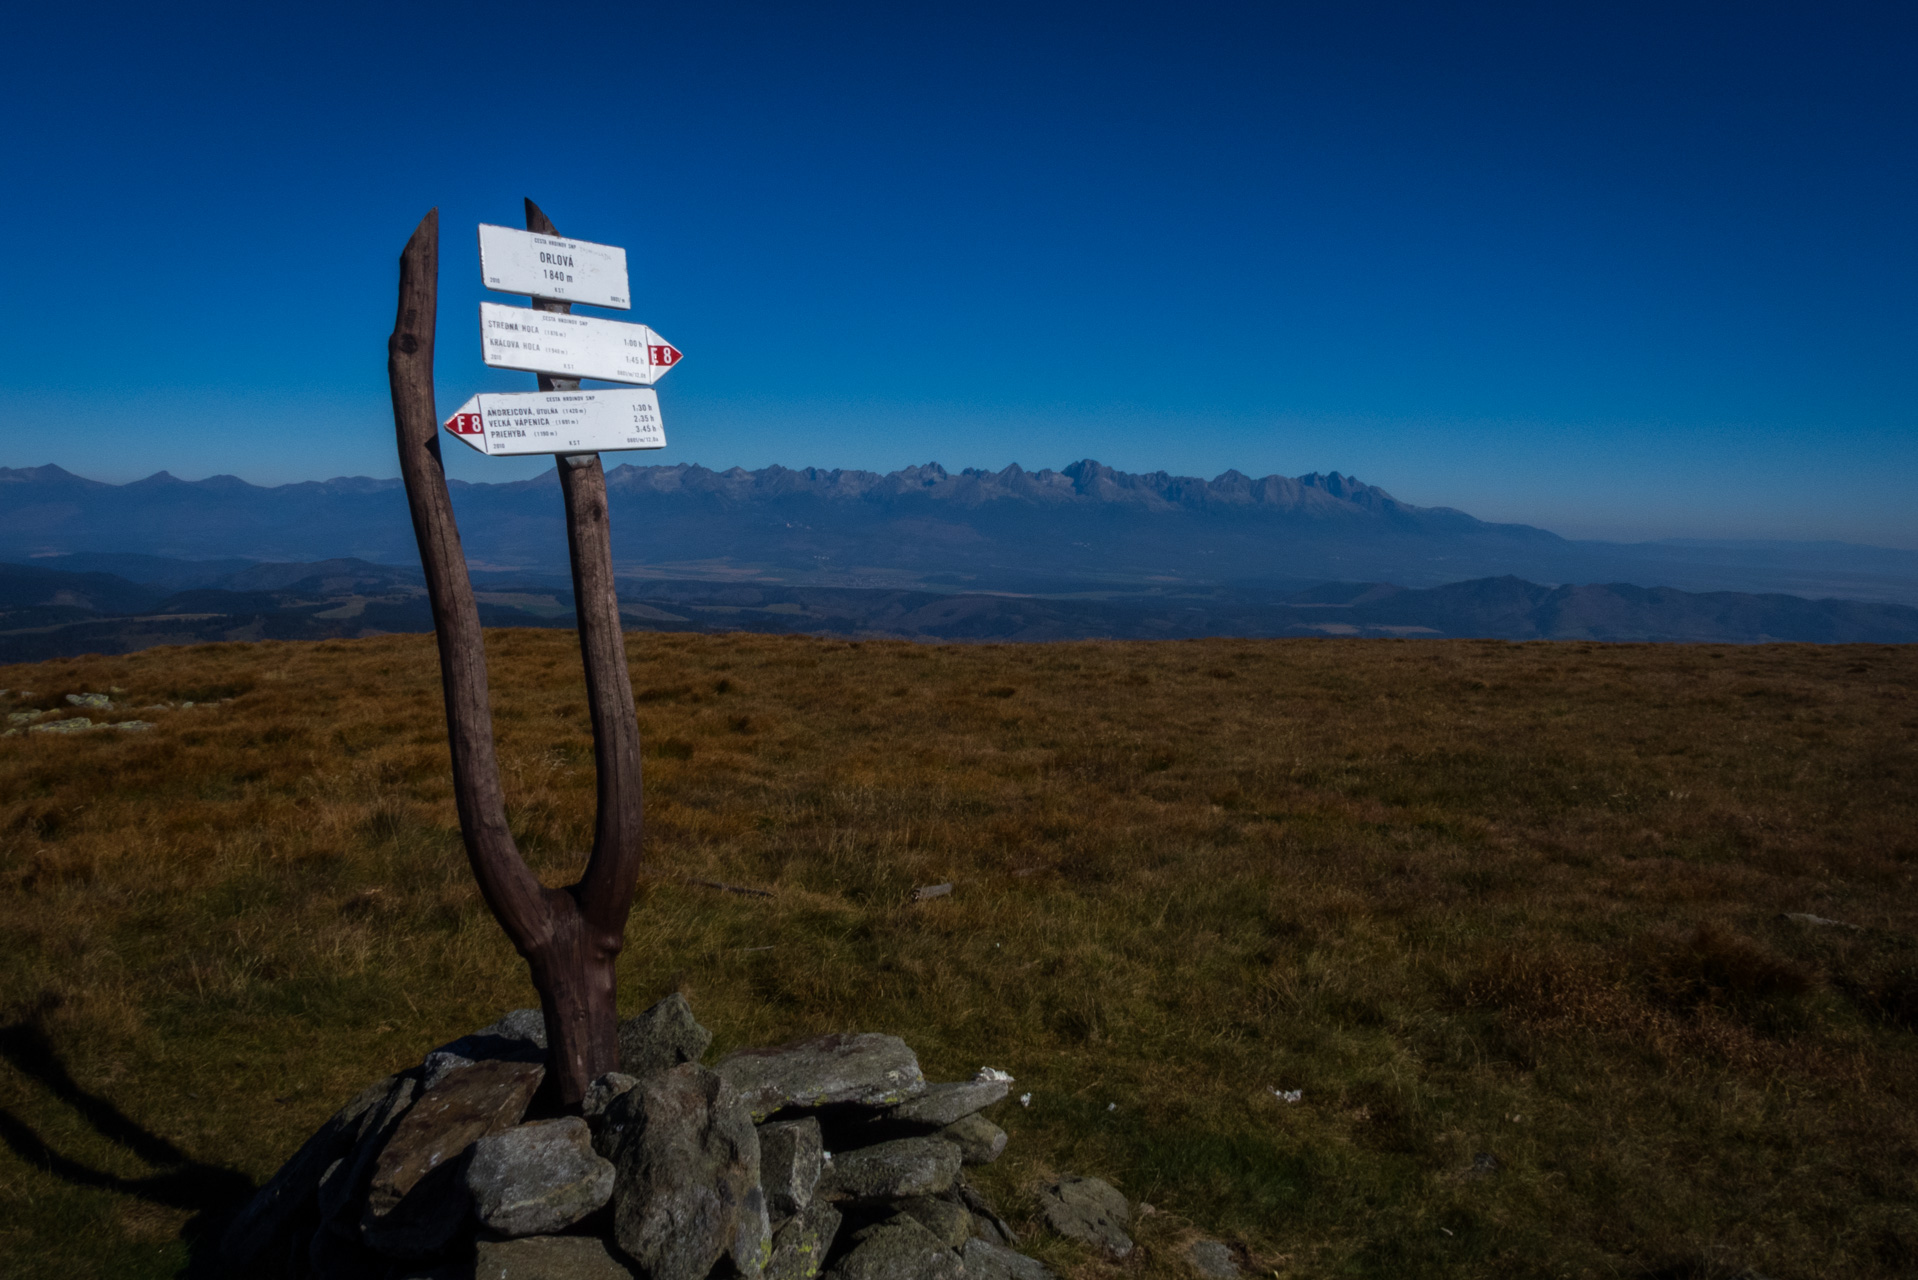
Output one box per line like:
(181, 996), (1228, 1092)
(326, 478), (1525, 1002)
(387, 206), (646, 1108)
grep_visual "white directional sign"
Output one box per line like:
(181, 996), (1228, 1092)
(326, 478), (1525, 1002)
(442, 389), (665, 456)
(478, 224), (630, 309)
(478, 302), (683, 385)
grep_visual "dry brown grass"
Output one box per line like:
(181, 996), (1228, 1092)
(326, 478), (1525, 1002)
(1, 632), (1914, 1278)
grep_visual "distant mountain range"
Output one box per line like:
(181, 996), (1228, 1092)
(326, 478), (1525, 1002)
(5, 460), (1917, 606)
(2, 554), (1914, 662)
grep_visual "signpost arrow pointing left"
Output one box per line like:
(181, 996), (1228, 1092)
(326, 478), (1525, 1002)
(442, 388), (666, 457)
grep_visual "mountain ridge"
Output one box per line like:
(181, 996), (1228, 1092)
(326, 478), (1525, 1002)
(3, 461), (1914, 606)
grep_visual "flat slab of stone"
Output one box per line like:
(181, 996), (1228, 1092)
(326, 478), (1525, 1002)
(219, 1071), (406, 1270)
(317, 1072), (420, 1239)
(716, 1033), (925, 1122)
(765, 1199), (842, 1280)
(827, 1214), (965, 1280)
(617, 992), (712, 1078)
(465, 1116), (615, 1237)
(1036, 1176), (1132, 1257)
(602, 1062), (769, 1280)
(760, 1116), (824, 1221)
(1185, 1239), (1240, 1279)
(818, 1136), (961, 1202)
(885, 1079), (1008, 1128)
(942, 1113), (1006, 1165)
(363, 1058), (545, 1257)
(475, 1235), (639, 1279)
(962, 1237), (1055, 1280)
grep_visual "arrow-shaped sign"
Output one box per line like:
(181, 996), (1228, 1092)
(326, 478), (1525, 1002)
(442, 388), (666, 457)
(479, 303), (683, 385)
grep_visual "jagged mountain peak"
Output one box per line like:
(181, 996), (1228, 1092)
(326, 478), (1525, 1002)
(0, 457), (1417, 514)
(0, 464), (111, 490)
(600, 458), (1415, 515)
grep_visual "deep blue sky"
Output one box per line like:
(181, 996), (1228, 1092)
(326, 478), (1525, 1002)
(3, 2), (1914, 546)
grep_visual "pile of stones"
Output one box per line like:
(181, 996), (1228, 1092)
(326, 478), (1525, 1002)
(220, 997), (1084, 1280)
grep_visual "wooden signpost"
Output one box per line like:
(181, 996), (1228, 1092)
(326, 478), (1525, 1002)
(387, 200), (676, 1107)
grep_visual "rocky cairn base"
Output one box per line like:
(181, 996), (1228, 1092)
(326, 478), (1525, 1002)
(221, 998), (1061, 1280)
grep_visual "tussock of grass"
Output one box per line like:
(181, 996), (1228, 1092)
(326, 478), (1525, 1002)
(0, 633), (1914, 1278)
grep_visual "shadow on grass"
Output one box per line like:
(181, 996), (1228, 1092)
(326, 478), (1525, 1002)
(0, 1020), (255, 1278)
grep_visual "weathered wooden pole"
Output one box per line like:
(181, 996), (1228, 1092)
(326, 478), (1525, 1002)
(387, 206), (646, 1108)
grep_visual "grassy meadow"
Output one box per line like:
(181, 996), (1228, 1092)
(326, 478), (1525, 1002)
(1, 631), (1915, 1279)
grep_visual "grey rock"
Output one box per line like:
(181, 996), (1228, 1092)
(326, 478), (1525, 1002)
(362, 1058), (545, 1258)
(430, 1009), (549, 1076)
(602, 1061), (769, 1280)
(422, 1050), (479, 1090)
(760, 1116), (825, 1222)
(895, 1195), (971, 1248)
(819, 1136), (961, 1203)
(765, 1199), (843, 1280)
(484, 1008), (551, 1046)
(1780, 912), (1861, 931)
(887, 1079), (1008, 1128)
(219, 1072), (408, 1270)
(1036, 1176), (1131, 1257)
(716, 1032), (925, 1122)
(941, 1114), (1006, 1165)
(67, 692), (113, 709)
(582, 1071), (640, 1121)
(465, 1117), (616, 1237)
(617, 992), (712, 1078)
(962, 1238), (1055, 1280)
(316, 1073), (420, 1239)
(30, 716), (94, 733)
(1185, 1240), (1239, 1279)
(827, 1214), (966, 1280)
(475, 1235), (641, 1279)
